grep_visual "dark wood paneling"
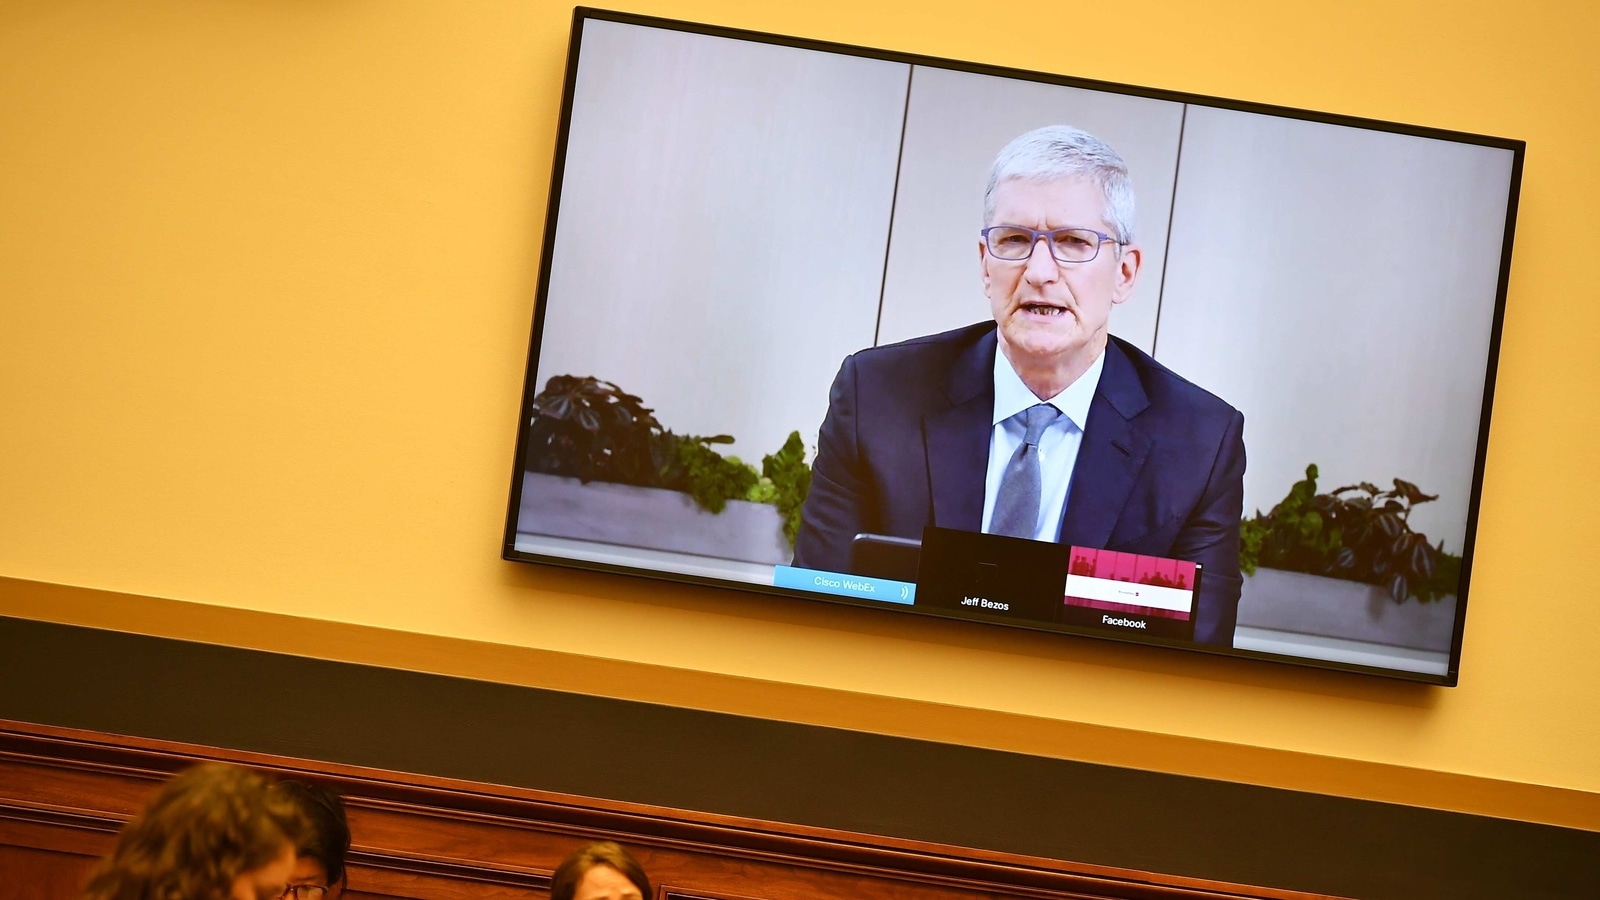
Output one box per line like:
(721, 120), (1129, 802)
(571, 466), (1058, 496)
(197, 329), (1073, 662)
(0, 719), (1338, 900)
(0, 844), (99, 899)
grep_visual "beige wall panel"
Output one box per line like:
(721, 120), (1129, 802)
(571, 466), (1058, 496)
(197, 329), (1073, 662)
(1154, 107), (1514, 550)
(876, 66), (1184, 351)
(534, 20), (908, 460)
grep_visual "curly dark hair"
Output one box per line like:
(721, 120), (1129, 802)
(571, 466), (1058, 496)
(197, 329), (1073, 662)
(548, 841), (651, 900)
(83, 763), (308, 900)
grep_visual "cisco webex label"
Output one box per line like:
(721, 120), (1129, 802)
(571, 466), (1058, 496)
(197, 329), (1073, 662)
(1102, 615), (1147, 629)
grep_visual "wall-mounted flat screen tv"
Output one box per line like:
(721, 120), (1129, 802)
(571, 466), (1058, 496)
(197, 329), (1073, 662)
(504, 7), (1523, 685)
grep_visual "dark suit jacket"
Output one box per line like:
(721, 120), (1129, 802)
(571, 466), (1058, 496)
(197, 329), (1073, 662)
(792, 322), (1246, 646)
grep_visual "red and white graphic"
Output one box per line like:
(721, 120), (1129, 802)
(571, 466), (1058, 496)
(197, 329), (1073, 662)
(1063, 547), (1197, 620)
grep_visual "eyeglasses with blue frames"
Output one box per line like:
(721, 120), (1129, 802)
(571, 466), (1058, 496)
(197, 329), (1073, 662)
(981, 226), (1124, 264)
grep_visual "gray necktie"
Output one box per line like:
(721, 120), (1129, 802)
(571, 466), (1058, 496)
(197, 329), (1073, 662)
(989, 403), (1059, 538)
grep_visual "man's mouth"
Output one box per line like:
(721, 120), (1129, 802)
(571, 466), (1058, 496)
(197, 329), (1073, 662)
(1020, 301), (1069, 318)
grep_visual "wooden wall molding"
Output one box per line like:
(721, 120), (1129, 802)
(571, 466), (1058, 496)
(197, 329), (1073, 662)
(0, 718), (1343, 900)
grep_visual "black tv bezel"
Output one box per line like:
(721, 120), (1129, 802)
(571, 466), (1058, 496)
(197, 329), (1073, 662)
(502, 6), (1525, 687)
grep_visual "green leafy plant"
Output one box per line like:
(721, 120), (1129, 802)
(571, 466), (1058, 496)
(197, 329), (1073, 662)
(1240, 464), (1460, 603)
(669, 439), (759, 514)
(759, 431), (812, 547)
(526, 375), (812, 547)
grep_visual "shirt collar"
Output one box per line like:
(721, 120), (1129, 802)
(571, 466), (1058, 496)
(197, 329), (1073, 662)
(992, 342), (1106, 430)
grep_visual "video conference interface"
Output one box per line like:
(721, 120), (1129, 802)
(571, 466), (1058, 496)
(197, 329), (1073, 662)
(777, 532), (1201, 642)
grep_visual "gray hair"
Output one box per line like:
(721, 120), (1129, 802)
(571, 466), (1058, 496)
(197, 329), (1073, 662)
(983, 125), (1137, 244)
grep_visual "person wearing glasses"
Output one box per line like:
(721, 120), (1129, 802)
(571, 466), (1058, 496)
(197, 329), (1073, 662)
(272, 780), (352, 900)
(792, 125), (1245, 646)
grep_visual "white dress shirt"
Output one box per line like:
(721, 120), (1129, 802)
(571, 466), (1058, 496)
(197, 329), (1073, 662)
(980, 347), (1105, 541)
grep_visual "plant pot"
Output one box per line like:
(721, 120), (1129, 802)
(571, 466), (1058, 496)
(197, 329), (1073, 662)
(1237, 567), (1457, 652)
(516, 472), (792, 566)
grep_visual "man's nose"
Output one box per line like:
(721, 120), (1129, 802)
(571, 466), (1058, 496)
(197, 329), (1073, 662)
(1023, 236), (1059, 282)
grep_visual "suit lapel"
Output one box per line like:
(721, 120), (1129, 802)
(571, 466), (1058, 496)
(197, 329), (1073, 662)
(926, 329), (996, 532)
(1058, 339), (1153, 548)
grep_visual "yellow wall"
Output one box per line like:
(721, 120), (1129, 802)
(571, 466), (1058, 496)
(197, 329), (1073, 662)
(3, 0), (1598, 827)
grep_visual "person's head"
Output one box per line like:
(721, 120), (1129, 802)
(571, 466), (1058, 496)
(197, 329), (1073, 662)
(548, 841), (651, 900)
(83, 763), (308, 900)
(271, 780), (351, 900)
(979, 125), (1143, 392)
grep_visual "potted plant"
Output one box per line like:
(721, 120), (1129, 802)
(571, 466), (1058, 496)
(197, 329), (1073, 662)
(1240, 464), (1460, 604)
(1236, 464), (1461, 654)
(516, 376), (812, 564)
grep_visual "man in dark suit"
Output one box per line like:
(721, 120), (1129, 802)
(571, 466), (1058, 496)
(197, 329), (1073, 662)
(792, 125), (1245, 646)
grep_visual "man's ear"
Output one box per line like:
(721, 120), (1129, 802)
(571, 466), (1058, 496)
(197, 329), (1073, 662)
(1112, 244), (1143, 305)
(978, 239), (992, 293)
